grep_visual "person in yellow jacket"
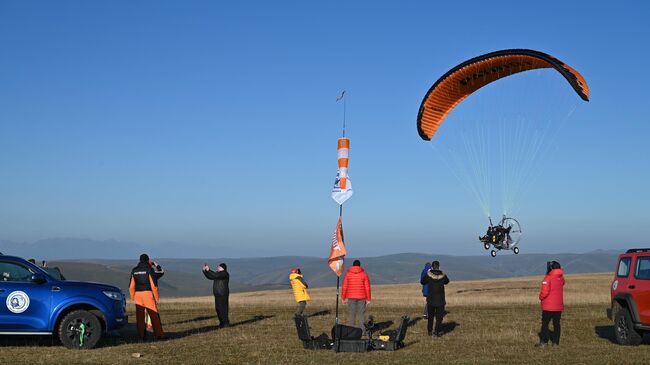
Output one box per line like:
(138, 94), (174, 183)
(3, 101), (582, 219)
(289, 268), (310, 316)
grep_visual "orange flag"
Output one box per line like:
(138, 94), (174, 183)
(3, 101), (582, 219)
(328, 217), (347, 277)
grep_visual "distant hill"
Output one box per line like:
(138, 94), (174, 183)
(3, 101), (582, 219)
(0, 238), (237, 260)
(26, 250), (621, 298)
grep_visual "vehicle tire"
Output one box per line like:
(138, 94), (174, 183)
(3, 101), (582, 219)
(513, 247), (520, 254)
(58, 310), (102, 349)
(484, 243), (491, 250)
(490, 250), (497, 257)
(614, 308), (643, 346)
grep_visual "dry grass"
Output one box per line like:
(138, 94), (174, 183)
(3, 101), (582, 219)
(3, 272), (649, 364)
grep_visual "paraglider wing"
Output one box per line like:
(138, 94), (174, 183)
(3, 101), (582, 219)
(417, 49), (590, 141)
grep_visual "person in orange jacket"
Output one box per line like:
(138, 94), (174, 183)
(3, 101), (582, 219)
(341, 260), (371, 330)
(129, 254), (165, 340)
(536, 260), (565, 347)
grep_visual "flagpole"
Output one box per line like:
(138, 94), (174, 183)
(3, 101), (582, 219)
(334, 90), (347, 351)
(335, 204), (343, 325)
(342, 95), (346, 138)
(335, 91), (345, 326)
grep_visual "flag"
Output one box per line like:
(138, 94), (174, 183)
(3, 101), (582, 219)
(328, 217), (347, 277)
(336, 90), (346, 102)
(331, 137), (353, 205)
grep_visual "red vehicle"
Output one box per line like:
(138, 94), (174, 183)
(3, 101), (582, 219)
(608, 248), (650, 345)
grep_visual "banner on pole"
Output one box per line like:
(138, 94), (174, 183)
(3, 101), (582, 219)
(328, 217), (347, 277)
(331, 137), (353, 205)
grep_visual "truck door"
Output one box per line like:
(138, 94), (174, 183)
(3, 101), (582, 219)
(632, 255), (650, 323)
(613, 256), (632, 299)
(0, 261), (53, 333)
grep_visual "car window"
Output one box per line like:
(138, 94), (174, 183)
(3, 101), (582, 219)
(0, 261), (34, 282)
(617, 257), (631, 277)
(634, 257), (650, 280)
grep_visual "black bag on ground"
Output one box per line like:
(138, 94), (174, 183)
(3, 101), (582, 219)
(331, 324), (362, 341)
(371, 315), (410, 351)
(334, 339), (371, 353)
(331, 323), (368, 353)
(293, 315), (332, 350)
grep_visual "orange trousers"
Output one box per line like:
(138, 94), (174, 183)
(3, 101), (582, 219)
(135, 304), (164, 339)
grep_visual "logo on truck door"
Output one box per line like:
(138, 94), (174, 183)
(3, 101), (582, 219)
(6, 291), (30, 313)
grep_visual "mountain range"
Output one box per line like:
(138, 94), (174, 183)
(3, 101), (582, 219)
(2, 251), (620, 297)
(1, 238), (624, 297)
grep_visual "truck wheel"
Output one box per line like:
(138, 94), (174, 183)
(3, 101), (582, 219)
(513, 247), (519, 254)
(58, 310), (102, 349)
(490, 250), (497, 257)
(484, 243), (491, 250)
(614, 308), (643, 346)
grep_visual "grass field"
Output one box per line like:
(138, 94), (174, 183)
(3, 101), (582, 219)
(3, 272), (650, 364)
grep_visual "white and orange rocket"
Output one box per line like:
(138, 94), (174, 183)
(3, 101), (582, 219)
(331, 137), (353, 205)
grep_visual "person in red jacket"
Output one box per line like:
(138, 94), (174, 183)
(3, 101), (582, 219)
(536, 260), (565, 347)
(341, 260), (371, 330)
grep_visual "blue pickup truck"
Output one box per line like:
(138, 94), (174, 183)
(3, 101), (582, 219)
(0, 254), (128, 349)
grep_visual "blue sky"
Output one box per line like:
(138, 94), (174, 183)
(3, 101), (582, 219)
(0, 1), (648, 257)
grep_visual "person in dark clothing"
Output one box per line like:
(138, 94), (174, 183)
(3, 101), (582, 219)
(129, 254), (165, 340)
(479, 224), (512, 247)
(43, 266), (66, 280)
(420, 262), (432, 319)
(420, 260), (450, 337)
(203, 262), (230, 328)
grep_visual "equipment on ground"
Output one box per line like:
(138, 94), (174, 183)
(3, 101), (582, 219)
(293, 315), (333, 350)
(293, 314), (410, 352)
(370, 316), (410, 351)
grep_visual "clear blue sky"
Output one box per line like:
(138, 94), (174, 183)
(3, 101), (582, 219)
(1, 1), (648, 257)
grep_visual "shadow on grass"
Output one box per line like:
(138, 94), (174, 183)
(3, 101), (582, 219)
(373, 320), (394, 333)
(440, 321), (458, 335)
(594, 325), (616, 343)
(165, 315), (275, 339)
(100, 315), (275, 347)
(168, 315), (217, 325)
(306, 310), (330, 318)
(0, 335), (56, 347)
(593, 325), (650, 344)
(1, 315), (277, 349)
(407, 317), (422, 327)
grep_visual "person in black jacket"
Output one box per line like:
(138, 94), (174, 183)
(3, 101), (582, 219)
(420, 260), (450, 337)
(202, 262), (230, 328)
(130, 254), (165, 340)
